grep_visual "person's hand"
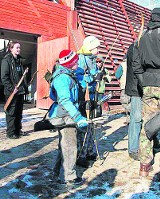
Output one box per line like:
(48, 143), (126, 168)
(109, 72), (114, 75)
(14, 86), (18, 94)
(77, 117), (88, 128)
(136, 73), (143, 92)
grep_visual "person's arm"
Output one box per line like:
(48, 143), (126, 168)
(84, 56), (97, 83)
(1, 59), (14, 94)
(103, 68), (111, 83)
(132, 44), (144, 89)
(53, 74), (85, 122)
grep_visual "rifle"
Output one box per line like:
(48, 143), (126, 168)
(138, 13), (144, 46)
(28, 70), (38, 86)
(4, 67), (29, 111)
(103, 34), (119, 63)
(97, 91), (112, 106)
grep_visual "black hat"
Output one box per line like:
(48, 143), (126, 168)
(152, 8), (160, 15)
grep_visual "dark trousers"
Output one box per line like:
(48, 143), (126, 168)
(77, 123), (97, 159)
(77, 88), (97, 159)
(5, 94), (24, 137)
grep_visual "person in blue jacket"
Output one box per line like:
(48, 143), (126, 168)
(76, 35), (100, 102)
(48, 49), (88, 186)
(75, 35), (101, 168)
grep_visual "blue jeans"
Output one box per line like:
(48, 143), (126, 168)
(128, 96), (142, 153)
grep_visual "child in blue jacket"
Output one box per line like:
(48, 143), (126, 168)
(48, 49), (87, 186)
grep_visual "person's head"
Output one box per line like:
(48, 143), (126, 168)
(59, 49), (79, 70)
(7, 41), (21, 58)
(151, 8), (160, 22)
(96, 55), (104, 69)
(147, 8), (160, 30)
(83, 36), (100, 55)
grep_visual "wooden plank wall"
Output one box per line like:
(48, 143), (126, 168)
(36, 36), (68, 109)
(0, 0), (69, 41)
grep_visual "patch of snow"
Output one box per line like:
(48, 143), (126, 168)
(22, 175), (33, 187)
(8, 187), (20, 194)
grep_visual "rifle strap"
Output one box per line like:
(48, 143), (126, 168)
(83, 55), (92, 76)
(42, 103), (54, 121)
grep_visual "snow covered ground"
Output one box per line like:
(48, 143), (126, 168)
(0, 106), (160, 198)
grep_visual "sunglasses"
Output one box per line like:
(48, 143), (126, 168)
(96, 61), (102, 63)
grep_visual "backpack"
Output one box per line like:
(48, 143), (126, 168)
(115, 64), (123, 80)
(44, 69), (52, 84)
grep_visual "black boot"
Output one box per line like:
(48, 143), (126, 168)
(153, 135), (160, 154)
(86, 154), (97, 161)
(76, 158), (90, 168)
(153, 135), (160, 149)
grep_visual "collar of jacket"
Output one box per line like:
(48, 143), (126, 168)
(77, 46), (92, 55)
(52, 65), (71, 78)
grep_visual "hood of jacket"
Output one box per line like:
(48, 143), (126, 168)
(52, 65), (72, 79)
(147, 8), (160, 30)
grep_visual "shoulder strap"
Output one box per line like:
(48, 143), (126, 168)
(42, 103), (54, 121)
(83, 55), (91, 75)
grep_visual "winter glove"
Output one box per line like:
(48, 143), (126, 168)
(14, 86), (18, 94)
(75, 115), (88, 128)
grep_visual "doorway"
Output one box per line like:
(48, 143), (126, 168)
(0, 29), (39, 104)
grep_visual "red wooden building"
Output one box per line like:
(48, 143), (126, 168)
(0, 0), (151, 109)
(0, 0), (76, 109)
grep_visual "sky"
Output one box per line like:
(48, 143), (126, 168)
(129, 0), (160, 9)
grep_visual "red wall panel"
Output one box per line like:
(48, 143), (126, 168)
(0, 0), (69, 40)
(37, 36), (69, 109)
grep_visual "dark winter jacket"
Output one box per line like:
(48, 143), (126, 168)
(1, 53), (27, 96)
(125, 43), (143, 97)
(132, 8), (160, 87)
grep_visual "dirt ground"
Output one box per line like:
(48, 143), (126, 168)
(0, 104), (160, 199)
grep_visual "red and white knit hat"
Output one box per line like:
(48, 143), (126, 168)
(59, 49), (78, 68)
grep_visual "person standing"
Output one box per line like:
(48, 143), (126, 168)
(75, 35), (100, 167)
(94, 55), (112, 117)
(116, 55), (131, 124)
(1, 41), (28, 139)
(125, 43), (143, 161)
(95, 55), (111, 101)
(132, 8), (160, 177)
(48, 49), (88, 185)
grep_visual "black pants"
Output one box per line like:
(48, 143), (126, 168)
(5, 94), (24, 137)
